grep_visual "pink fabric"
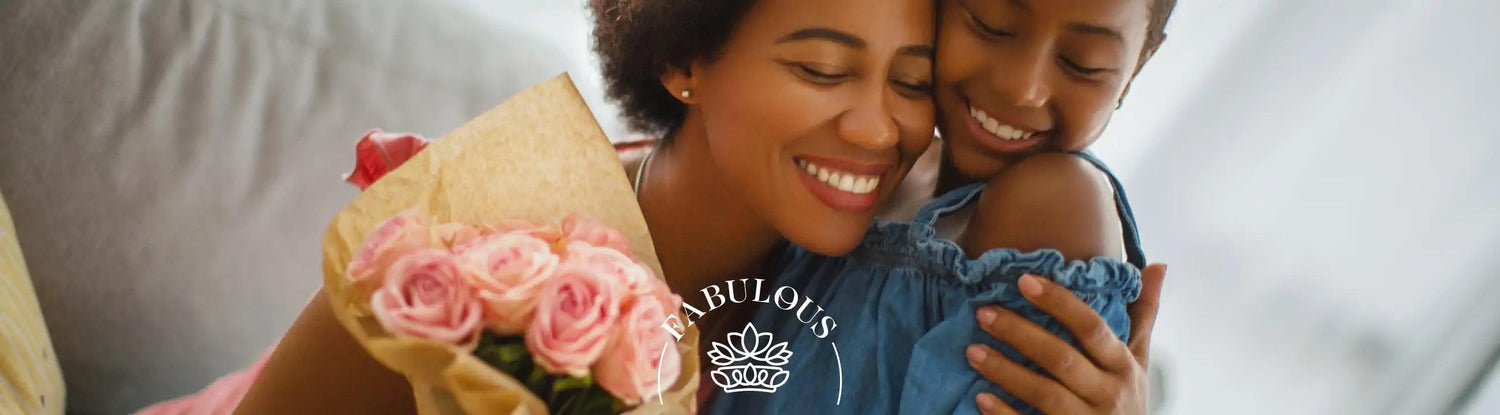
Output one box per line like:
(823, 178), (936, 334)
(134, 348), (272, 415)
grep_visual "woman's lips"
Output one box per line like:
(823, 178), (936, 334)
(793, 155), (890, 213)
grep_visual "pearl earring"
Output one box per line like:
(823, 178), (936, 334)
(680, 89), (693, 99)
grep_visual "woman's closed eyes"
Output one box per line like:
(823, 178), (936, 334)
(774, 26), (933, 99)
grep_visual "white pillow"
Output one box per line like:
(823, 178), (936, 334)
(0, 0), (604, 412)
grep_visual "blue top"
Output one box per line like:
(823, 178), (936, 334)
(706, 152), (1146, 414)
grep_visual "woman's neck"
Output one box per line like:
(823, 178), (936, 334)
(636, 120), (784, 299)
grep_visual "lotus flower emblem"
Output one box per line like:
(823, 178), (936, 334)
(707, 323), (793, 393)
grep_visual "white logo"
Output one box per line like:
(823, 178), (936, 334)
(655, 278), (845, 405)
(707, 323), (793, 393)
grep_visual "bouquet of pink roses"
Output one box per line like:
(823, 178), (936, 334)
(351, 209), (680, 413)
(321, 75), (699, 414)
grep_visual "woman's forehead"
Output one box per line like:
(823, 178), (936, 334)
(739, 0), (936, 42)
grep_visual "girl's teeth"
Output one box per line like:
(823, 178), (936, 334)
(796, 159), (881, 195)
(996, 124), (1015, 139)
(969, 105), (1035, 141)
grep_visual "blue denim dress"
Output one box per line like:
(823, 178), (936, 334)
(706, 152), (1146, 414)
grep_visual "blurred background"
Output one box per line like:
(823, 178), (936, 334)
(1, 0), (1497, 414)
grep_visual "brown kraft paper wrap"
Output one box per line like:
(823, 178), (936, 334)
(320, 73), (699, 414)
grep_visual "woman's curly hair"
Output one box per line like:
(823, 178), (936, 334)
(589, 0), (757, 137)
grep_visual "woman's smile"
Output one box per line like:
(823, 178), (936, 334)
(793, 155), (891, 212)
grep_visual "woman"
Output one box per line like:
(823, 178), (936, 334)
(225, 0), (939, 413)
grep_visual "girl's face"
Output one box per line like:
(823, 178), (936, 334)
(681, 0), (936, 255)
(935, 0), (1155, 179)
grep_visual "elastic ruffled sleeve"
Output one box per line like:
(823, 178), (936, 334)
(895, 235), (1142, 415)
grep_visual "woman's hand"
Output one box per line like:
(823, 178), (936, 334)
(965, 263), (1167, 414)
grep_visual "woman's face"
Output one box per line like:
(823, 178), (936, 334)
(685, 0), (936, 255)
(935, 0), (1154, 179)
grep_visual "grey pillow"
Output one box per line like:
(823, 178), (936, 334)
(0, 0), (601, 412)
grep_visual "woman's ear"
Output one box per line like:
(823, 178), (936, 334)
(660, 62), (701, 104)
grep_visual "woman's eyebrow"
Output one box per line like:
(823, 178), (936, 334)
(777, 27), (867, 49)
(898, 44), (935, 59)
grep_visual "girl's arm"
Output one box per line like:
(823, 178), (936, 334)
(957, 152), (1160, 415)
(967, 266), (1166, 415)
(233, 288), (416, 414)
(958, 152), (1124, 262)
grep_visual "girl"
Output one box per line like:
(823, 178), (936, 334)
(706, 0), (1176, 414)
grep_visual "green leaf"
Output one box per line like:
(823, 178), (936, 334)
(553, 375), (594, 393)
(497, 342), (530, 364)
(470, 332), (625, 414)
(527, 364), (554, 401)
(474, 332), (536, 378)
(554, 385), (625, 415)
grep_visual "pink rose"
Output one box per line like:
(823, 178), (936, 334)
(348, 210), (431, 293)
(638, 273), (683, 321)
(455, 231), (561, 334)
(525, 261), (625, 377)
(345, 129), (432, 190)
(561, 213), (633, 256)
(370, 249), (484, 347)
(564, 241), (654, 299)
(594, 296), (681, 405)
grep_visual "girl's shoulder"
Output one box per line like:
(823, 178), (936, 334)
(960, 152), (1125, 261)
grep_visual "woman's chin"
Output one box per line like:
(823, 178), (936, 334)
(785, 223), (869, 257)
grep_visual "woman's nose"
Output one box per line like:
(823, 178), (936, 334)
(836, 86), (900, 151)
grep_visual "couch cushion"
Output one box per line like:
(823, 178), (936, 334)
(0, 0), (601, 412)
(0, 189), (66, 415)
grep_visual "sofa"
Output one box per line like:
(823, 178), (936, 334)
(0, 0), (615, 412)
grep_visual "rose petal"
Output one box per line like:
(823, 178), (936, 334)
(344, 129), (433, 190)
